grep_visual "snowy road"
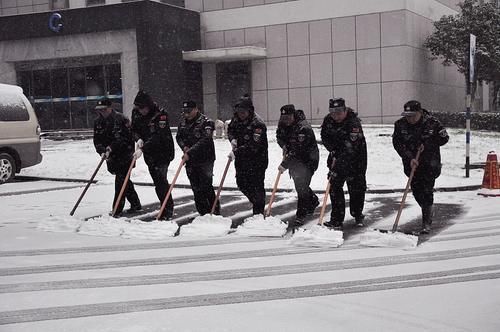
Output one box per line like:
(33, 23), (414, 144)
(1, 180), (500, 331)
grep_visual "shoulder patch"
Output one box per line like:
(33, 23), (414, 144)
(160, 115), (167, 121)
(254, 128), (262, 134)
(352, 127), (360, 133)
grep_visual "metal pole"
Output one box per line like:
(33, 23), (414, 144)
(466, 93), (471, 178)
(466, 34), (476, 178)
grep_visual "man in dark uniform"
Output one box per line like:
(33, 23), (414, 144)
(131, 90), (175, 219)
(227, 94), (268, 215)
(176, 101), (220, 216)
(321, 98), (367, 230)
(277, 104), (320, 227)
(93, 98), (141, 215)
(393, 100), (449, 234)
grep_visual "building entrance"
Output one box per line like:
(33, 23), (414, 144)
(16, 55), (122, 131)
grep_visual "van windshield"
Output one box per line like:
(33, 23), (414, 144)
(0, 92), (30, 121)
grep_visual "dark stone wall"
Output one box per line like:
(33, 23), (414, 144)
(135, 1), (201, 125)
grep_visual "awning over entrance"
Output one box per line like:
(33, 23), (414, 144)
(182, 46), (266, 63)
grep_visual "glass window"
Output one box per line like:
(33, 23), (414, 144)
(70, 101), (90, 129)
(0, 92), (29, 122)
(34, 102), (54, 130)
(86, 66), (105, 97)
(69, 67), (86, 98)
(51, 0), (68, 10)
(86, 0), (105, 6)
(105, 64), (122, 96)
(53, 101), (71, 129)
(17, 71), (33, 99)
(51, 68), (68, 98)
(33, 70), (52, 99)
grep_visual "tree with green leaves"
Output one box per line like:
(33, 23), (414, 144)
(424, 0), (500, 110)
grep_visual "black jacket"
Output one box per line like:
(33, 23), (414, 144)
(392, 109), (449, 178)
(131, 104), (175, 166)
(320, 109), (367, 176)
(227, 111), (268, 171)
(176, 112), (216, 166)
(93, 110), (134, 173)
(277, 109), (319, 172)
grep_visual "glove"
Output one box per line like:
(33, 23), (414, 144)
(278, 165), (286, 173)
(133, 149), (143, 159)
(136, 139), (144, 149)
(327, 169), (337, 179)
(104, 146), (112, 159)
(230, 139), (237, 150)
(228, 151), (235, 161)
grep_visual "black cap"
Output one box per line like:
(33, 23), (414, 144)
(402, 100), (422, 116)
(182, 100), (197, 112)
(95, 98), (112, 110)
(134, 90), (154, 108)
(280, 104), (296, 116)
(235, 94), (254, 111)
(329, 98), (346, 113)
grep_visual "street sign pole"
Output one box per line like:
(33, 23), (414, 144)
(466, 34), (476, 178)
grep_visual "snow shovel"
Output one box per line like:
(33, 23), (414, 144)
(157, 158), (186, 220)
(111, 155), (138, 217)
(288, 159), (344, 248)
(179, 157), (234, 237)
(70, 154), (106, 216)
(360, 145), (424, 248)
(210, 157), (232, 215)
(234, 168), (287, 237)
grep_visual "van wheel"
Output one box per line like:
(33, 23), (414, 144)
(0, 153), (16, 183)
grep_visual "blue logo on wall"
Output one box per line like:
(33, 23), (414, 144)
(49, 13), (63, 33)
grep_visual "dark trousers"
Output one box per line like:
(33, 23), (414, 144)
(147, 163), (174, 217)
(290, 164), (319, 218)
(411, 174), (435, 209)
(113, 172), (140, 214)
(186, 162), (220, 215)
(236, 168), (266, 215)
(329, 174), (366, 225)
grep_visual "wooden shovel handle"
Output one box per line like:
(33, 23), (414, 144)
(156, 158), (185, 220)
(210, 157), (232, 215)
(70, 154), (106, 216)
(392, 144), (424, 232)
(265, 170), (283, 217)
(111, 155), (138, 217)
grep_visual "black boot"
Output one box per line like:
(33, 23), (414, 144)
(421, 205), (433, 234)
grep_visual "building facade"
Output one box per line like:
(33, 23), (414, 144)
(0, 0), (474, 130)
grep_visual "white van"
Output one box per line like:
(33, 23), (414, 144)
(0, 83), (42, 183)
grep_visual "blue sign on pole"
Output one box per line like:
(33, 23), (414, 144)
(49, 13), (63, 33)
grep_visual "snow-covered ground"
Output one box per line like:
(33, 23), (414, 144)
(18, 125), (500, 190)
(0, 126), (499, 331)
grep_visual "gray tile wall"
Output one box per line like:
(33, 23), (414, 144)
(0, 0), (49, 15)
(202, 9), (465, 125)
(186, 0), (298, 11)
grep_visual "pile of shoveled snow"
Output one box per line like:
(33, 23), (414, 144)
(359, 229), (418, 249)
(38, 215), (178, 239)
(179, 214), (232, 237)
(289, 225), (343, 248)
(234, 215), (287, 237)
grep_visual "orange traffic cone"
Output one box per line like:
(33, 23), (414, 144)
(478, 151), (500, 197)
